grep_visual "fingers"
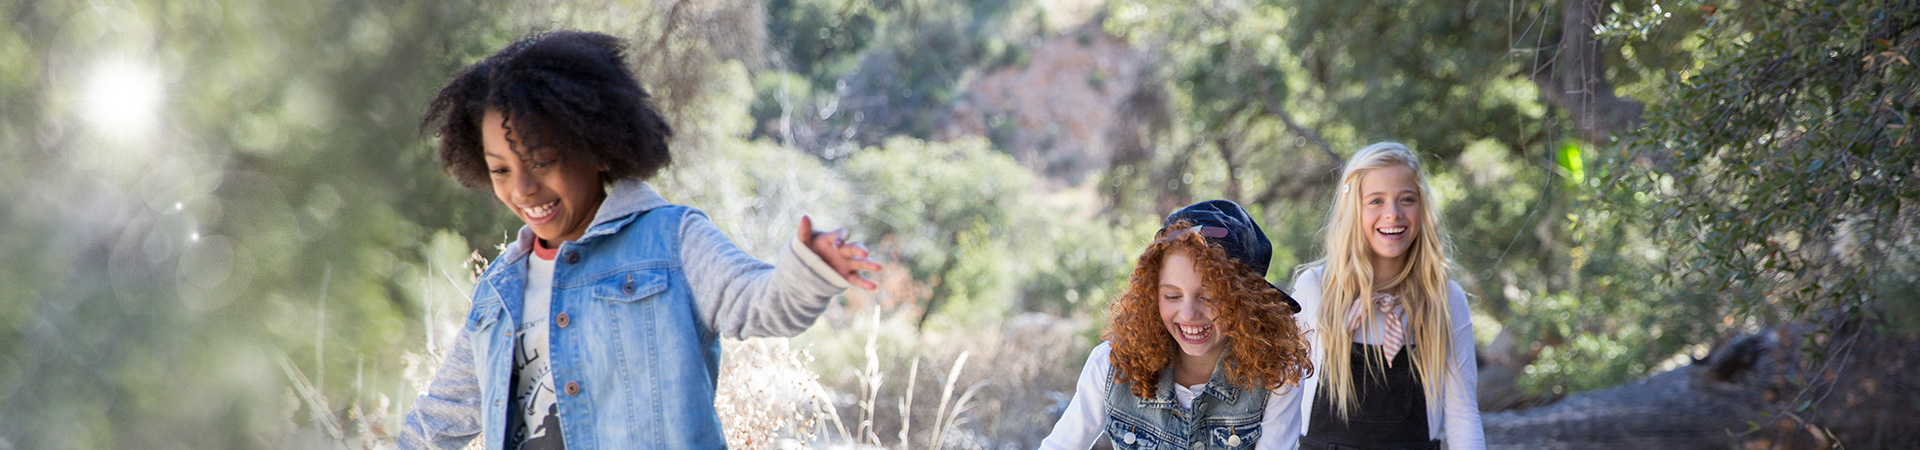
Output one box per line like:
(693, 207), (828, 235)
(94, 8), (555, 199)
(810, 230), (849, 260)
(830, 240), (879, 272)
(796, 215), (884, 291)
(847, 273), (878, 290)
(825, 246), (882, 290)
(838, 241), (869, 260)
(841, 254), (883, 273)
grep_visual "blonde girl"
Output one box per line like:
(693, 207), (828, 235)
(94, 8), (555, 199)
(1293, 143), (1483, 449)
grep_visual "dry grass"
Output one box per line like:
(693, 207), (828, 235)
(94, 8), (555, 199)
(277, 250), (488, 450)
(715, 338), (840, 449)
(797, 306), (1096, 449)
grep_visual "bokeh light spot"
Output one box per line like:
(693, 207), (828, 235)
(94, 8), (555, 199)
(83, 60), (163, 138)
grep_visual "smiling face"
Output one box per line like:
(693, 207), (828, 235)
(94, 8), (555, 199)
(1158, 249), (1226, 364)
(481, 109), (607, 244)
(1357, 165), (1423, 271)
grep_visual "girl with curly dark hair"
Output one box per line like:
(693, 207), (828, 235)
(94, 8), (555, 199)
(1042, 200), (1314, 450)
(397, 30), (881, 450)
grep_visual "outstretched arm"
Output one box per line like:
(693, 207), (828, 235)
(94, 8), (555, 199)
(686, 212), (879, 339)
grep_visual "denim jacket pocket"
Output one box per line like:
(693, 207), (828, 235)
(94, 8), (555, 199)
(591, 268), (671, 303)
(1106, 414), (1162, 450)
(464, 299), (504, 332)
(1201, 422), (1260, 450)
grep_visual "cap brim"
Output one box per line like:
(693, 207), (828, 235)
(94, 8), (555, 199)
(1271, 281), (1302, 314)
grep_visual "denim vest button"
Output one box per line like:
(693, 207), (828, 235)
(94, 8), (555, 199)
(566, 252), (580, 264)
(1122, 432), (1136, 445)
(565, 381), (581, 396)
(1225, 434), (1241, 447)
(556, 312), (570, 328)
(1189, 442), (1202, 450)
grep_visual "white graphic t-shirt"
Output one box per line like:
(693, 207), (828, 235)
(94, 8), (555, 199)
(507, 239), (564, 450)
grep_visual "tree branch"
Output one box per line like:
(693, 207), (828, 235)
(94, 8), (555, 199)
(1254, 72), (1339, 163)
(1531, 0), (1646, 143)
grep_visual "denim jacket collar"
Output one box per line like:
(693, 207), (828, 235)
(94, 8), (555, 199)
(499, 178), (669, 266)
(1133, 349), (1247, 409)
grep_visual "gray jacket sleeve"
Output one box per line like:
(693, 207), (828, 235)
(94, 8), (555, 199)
(397, 328), (484, 450)
(681, 212), (852, 339)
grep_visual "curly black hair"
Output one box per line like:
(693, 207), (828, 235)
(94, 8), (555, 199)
(420, 30), (674, 189)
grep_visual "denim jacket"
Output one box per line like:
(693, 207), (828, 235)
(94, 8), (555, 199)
(399, 179), (850, 450)
(1104, 353), (1267, 450)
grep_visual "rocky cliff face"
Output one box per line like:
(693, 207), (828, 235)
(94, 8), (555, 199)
(937, 22), (1150, 186)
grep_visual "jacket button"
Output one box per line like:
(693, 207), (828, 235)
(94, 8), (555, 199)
(566, 252), (579, 264)
(565, 381), (581, 396)
(555, 312), (570, 328)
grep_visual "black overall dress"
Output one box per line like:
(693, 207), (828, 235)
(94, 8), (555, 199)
(1300, 343), (1443, 450)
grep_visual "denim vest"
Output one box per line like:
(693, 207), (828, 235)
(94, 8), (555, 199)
(464, 204), (725, 450)
(1104, 356), (1266, 450)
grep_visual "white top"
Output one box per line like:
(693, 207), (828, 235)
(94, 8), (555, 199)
(1291, 267), (1484, 449)
(1038, 342), (1303, 450)
(509, 248), (562, 448)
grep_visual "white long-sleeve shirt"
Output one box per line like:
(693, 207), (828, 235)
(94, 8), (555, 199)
(1039, 342), (1304, 450)
(1291, 267), (1485, 449)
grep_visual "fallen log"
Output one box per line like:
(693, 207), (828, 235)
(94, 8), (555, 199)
(1484, 320), (1920, 449)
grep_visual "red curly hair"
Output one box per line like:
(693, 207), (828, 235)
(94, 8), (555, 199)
(1104, 221), (1314, 399)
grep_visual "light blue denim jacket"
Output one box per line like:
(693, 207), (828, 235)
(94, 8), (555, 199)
(1104, 352), (1266, 450)
(399, 179), (850, 450)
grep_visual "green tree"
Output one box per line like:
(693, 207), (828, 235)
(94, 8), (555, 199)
(751, 0), (1043, 156)
(1609, 0), (1920, 326)
(842, 137), (1035, 329)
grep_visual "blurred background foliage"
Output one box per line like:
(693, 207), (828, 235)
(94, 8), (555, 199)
(1, 0), (1914, 448)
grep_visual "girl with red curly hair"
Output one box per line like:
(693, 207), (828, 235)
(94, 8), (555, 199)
(1041, 200), (1313, 450)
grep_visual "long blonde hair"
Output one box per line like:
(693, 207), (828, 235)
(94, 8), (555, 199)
(1299, 142), (1455, 420)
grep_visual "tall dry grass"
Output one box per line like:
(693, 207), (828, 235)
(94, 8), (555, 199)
(797, 305), (1096, 449)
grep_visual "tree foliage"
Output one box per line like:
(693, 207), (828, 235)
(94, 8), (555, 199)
(1610, 0), (1920, 323)
(752, 0), (1043, 155)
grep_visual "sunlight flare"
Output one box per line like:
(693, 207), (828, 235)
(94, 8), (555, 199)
(83, 59), (163, 138)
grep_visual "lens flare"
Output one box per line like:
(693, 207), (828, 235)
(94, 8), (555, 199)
(83, 60), (163, 138)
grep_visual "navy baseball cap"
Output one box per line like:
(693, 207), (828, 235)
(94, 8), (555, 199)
(1162, 199), (1302, 313)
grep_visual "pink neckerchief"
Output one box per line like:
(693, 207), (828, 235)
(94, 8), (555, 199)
(1344, 292), (1406, 366)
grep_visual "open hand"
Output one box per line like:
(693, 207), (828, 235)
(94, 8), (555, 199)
(798, 215), (882, 290)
